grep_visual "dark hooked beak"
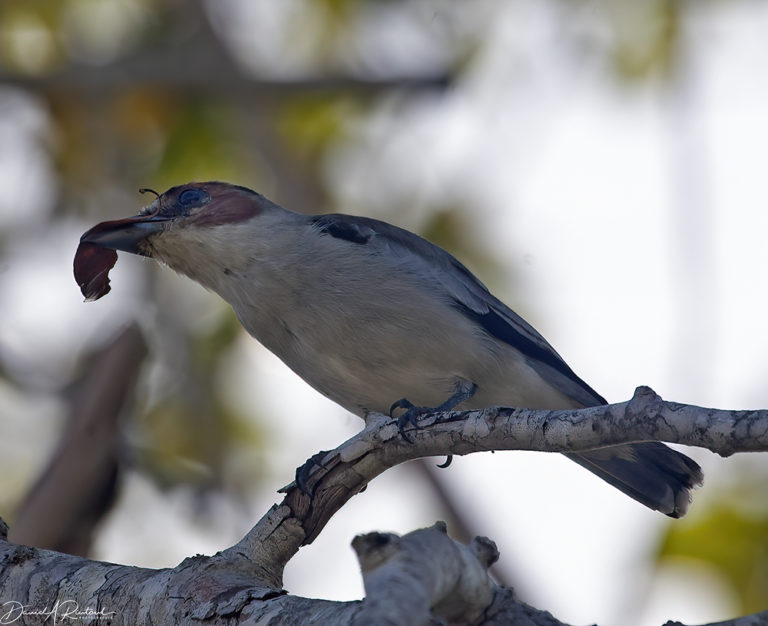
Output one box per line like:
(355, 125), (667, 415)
(79, 213), (169, 255)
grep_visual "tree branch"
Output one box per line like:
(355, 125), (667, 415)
(235, 384), (765, 572)
(10, 325), (147, 555)
(352, 522), (498, 625)
(2, 386), (766, 624)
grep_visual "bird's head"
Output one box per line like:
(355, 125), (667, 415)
(80, 182), (276, 256)
(76, 181), (289, 300)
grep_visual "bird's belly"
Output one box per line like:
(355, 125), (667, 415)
(272, 327), (579, 418)
(285, 338), (465, 417)
(236, 296), (580, 418)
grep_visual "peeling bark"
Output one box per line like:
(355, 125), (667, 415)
(352, 522), (497, 625)
(2, 387), (768, 625)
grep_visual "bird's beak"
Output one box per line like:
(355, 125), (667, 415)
(79, 213), (169, 256)
(75, 212), (171, 301)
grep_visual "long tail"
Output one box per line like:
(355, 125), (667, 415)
(567, 442), (703, 517)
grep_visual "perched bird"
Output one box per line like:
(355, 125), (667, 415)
(77, 181), (702, 517)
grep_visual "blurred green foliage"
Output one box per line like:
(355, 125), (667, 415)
(138, 310), (267, 493)
(152, 101), (258, 190)
(609, 0), (680, 80)
(657, 475), (768, 614)
(277, 96), (360, 162)
(0, 0), (157, 74)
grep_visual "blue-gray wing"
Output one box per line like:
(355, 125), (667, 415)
(310, 213), (606, 407)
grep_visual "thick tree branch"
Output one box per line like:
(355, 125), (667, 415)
(352, 522), (498, 625)
(0, 522), (565, 626)
(2, 386), (767, 624)
(235, 384), (765, 572)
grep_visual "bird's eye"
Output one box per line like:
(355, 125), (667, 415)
(178, 188), (208, 207)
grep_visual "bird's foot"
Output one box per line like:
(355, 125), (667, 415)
(389, 383), (476, 466)
(389, 400), (454, 467)
(389, 398), (434, 443)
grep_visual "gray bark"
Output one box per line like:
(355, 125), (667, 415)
(1, 386), (767, 625)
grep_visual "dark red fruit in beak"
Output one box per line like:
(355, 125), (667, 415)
(74, 242), (118, 301)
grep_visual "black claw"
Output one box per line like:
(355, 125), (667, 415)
(436, 455), (453, 469)
(389, 383), (477, 451)
(396, 411), (416, 442)
(295, 450), (329, 495)
(389, 397), (415, 416)
(397, 404), (432, 443)
(391, 398), (423, 442)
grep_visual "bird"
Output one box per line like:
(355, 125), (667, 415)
(77, 181), (703, 517)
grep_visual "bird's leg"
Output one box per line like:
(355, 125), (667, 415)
(389, 381), (477, 444)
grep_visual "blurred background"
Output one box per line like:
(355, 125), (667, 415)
(1, 0), (767, 624)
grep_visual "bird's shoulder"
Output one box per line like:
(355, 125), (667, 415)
(309, 213), (484, 290)
(309, 213), (538, 337)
